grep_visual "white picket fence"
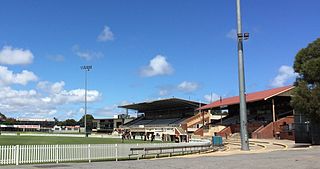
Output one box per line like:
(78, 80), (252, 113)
(0, 141), (209, 165)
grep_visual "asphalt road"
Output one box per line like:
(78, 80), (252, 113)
(2, 147), (320, 169)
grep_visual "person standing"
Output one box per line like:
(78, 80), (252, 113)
(121, 133), (125, 143)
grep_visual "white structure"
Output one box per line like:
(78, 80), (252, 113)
(52, 125), (81, 133)
(0, 141), (210, 165)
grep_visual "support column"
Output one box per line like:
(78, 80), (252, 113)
(272, 99), (276, 122)
(272, 99), (276, 137)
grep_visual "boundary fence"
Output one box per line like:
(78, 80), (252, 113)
(0, 141), (210, 165)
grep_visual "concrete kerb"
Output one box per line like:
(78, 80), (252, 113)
(272, 142), (288, 150)
(249, 140), (271, 144)
(224, 145), (231, 151)
(250, 139), (292, 149)
(225, 140), (265, 150)
(145, 140), (316, 160)
(140, 139), (292, 159)
(255, 143), (267, 150)
(186, 139), (291, 157)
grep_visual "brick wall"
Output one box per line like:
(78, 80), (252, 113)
(252, 122), (274, 139)
(252, 116), (294, 140)
(216, 126), (232, 139)
(230, 123), (262, 134)
(193, 128), (204, 136)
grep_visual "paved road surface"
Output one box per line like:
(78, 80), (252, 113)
(2, 146), (319, 169)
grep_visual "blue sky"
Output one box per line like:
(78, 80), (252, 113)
(0, 0), (319, 120)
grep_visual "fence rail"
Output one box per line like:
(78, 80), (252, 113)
(0, 141), (209, 165)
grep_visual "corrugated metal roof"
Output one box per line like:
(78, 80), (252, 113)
(119, 98), (205, 112)
(199, 85), (294, 110)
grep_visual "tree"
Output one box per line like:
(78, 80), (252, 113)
(0, 112), (7, 119)
(292, 38), (320, 144)
(64, 119), (77, 126)
(53, 117), (59, 125)
(78, 114), (94, 132)
(0, 113), (7, 122)
(53, 118), (77, 126)
(3, 118), (16, 125)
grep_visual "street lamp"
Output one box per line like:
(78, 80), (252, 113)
(236, 0), (250, 150)
(80, 65), (92, 137)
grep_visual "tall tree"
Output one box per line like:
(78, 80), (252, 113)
(78, 114), (94, 132)
(64, 119), (77, 126)
(292, 38), (320, 144)
(53, 117), (59, 125)
(0, 112), (7, 120)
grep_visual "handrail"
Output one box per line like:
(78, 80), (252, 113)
(129, 143), (212, 159)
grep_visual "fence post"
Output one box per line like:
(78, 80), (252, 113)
(55, 145), (59, 164)
(88, 144), (91, 163)
(115, 144), (118, 161)
(15, 145), (19, 165)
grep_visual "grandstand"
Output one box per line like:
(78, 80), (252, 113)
(198, 86), (296, 140)
(119, 98), (206, 142)
(0, 118), (55, 132)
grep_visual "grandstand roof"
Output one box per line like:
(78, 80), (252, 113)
(119, 98), (205, 112)
(199, 85), (294, 110)
(16, 118), (55, 122)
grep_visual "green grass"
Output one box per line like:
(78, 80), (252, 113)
(0, 135), (163, 145)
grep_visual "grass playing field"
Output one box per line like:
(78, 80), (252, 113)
(0, 135), (162, 145)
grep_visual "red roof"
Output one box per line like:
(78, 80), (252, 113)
(199, 85), (294, 110)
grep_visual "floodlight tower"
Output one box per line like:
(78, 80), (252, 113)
(236, 0), (250, 150)
(80, 65), (92, 137)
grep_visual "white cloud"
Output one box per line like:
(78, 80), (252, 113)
(0, 66), (38, 86)
(157, 85), (175, 96)
(48, 54), (64, 62)
(97, 25), (114, 42)
(157, 82), (200, 96)
(226, 29), (237, 40)
(204, 93), (220, 103)
(0, 87), (41, 112)
(79, 108), (85, 115)
(72, 45), (103, 61)
(0, 46), (34, 65)
(65, 110), (77, 119)
(0, 80), (101, 119)
(37, 83), (101, 105)
(95, 100), (133, 118)
(51, 81), (65, 93)
(270, 65), (298, 87)
(177, 81), (199, 93)
(94, 105), (117, 117)
(37, 81), (65, 94)
(159, 89), (169, 96)
(52, 89), (101, 104)
(140, 55), (174, 77)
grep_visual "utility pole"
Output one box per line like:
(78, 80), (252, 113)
(81, 65), (92, 137)
(236, 0), (250, 150)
